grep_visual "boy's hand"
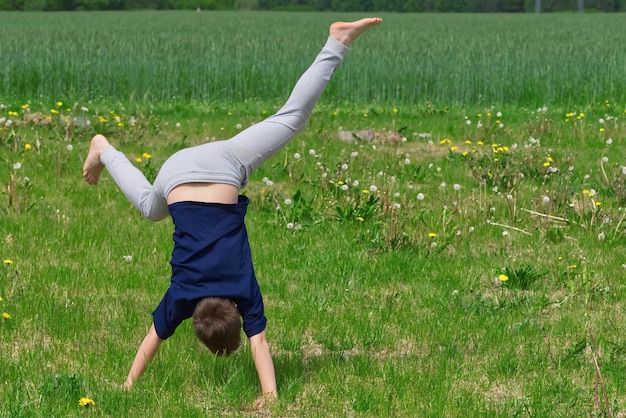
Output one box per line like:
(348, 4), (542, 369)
(252, 392), (277, 410)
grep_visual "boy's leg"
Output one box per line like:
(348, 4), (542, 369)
(227, 18), (382, 182)
(83, 135), (169, 221)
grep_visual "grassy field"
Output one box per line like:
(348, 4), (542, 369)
(1, 11), (626, 417)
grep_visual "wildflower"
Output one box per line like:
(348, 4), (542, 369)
(542, 196), (550, 204)
(286, 223), (294, 229)
(465, 140), (472, 145)
(404, 158), (411, 165)
(361, 189), (369, 195)
(8, 111), (18, 117)
(3, 260), (13, 265)
(453, 184), (461, 191)
(352, 180), (359, 187)
(369, 185), (378, 193)
(468, 226), (475, 233)
(596, 202), (602, 207)
(496, 111), (502, 117)
(428, 232), (437, 238)
(440, 138), (451, 145)
(51, 109), (59, 114)
(357, 217), (364, 222)
(142, 153), (151, 159)
(0, 296), (2, 302)
(417, 193), (425, 201)
(66, 144), (73, 151)
(341, 164), (348, 170)
(450, 146), (458, 152)
(350, 151), (358, 158)
(498, 274), (509, 282)
(2, 312), (10, 319)
(293, 153), (301, 160)
(80, 106), (89, 112)
(602, 157), (609, 163)
(284, 199), (292, 205)
(13, 162), (21, 170)
(25, 143), (32, 150)
(308, 149), (316, 156)
(466, 120), (471, 125)
(606, 138), (612, 145)
(622, 167), (626, 176)
(502, 231), (509, 237)
(135, 157), (142, 163)
(582, 189), (591, 196)
(235, 123), (242, 130)
(599, 128), (605, 133)
(597, 232), (605, 242)
(21, 103), (30, 109)
(175, 122), (181, 128)
(392, 202), (401, 210)
(341, 185), (348, 191)
(440, 182), (446, 188)
(569, 264), (577, 270)
(78, 398), (95, 407)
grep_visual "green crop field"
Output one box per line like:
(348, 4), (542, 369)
(1, 11), (625, 417)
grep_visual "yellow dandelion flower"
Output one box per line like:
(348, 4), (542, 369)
(569, 264), (577, 270)
(3, 259), (13, 265)
(227, 111), (232, 116)
(8, 111), (18, 117)
(362, 113), (368, 118)
(50, 109), (58, 114)
(2, 312), (10, 319)
(393, 107), (399, 113)
(502, 146), (509, 152)
(543, 162), (550, 167)
(450, 145), (458, 152)
(117, 122), (124, 127)
(465, 140), (472, 145)
(546, 156), (554, 162)
(428, 232), (437, 238)
(566, 112), (575, 118)
(477, 141), (484, 146)
(599, 128), (605, 133)
(25, 143), (32, 150)
(440, 138), (451, 145)
(462, 151), (469, 156)
(582, 189), (591, 196)
(332, 111), (337, 116)
(498, 274), (509, 282)
(21, 104), (29, 109)
(142, 153), (152, 159)
(337, 180), (344, 185)
(78, 397), (96, 407)
(135, 157), (142, 163)
(56, 101), (63, 107)
(578, 112), (585, 118)
(361, 189), (369, 194)
(595, 201), (601, 207)
(357, 217), (364, 222)
(0, 296), (3, 302)
(477, 113), (482, 117)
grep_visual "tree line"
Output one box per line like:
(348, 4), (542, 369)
(1, 0), (624, 12)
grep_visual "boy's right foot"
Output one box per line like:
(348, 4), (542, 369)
(330, 17), (382, 47)
(82, 134), (110, 185)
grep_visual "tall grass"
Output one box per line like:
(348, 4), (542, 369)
(0, 11), (625, 108)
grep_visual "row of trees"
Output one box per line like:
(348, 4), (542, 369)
(1, 0), (625, 12)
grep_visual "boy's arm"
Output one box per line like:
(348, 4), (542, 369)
(123, 323), (163, 389)
(249, 330), (277, 407)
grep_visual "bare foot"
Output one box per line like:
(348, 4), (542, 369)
(82, 134), (110, 185)
(330, 17), (382, 47)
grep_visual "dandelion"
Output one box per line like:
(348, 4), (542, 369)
(357, 217), (364, 222)
(542, 196), (551, 204)
(350, 151), (358, 158)
(622, 167), (626, 176)
(453, 184), (461, 191)
(417, 193), (425, 201)
(293, 153), (301, 160)
(404, 158), (411, 165)
(599, 128), (605, 133)
(3, 260), (13, 265)
(497, 111), (502, 117)
(392, 203), (401, 210)
(341, 184), (348, 191)
(341, 163), (348, 170)
(0, 296), (2, 302)
(236, 123), (242, 130)
(606, 138), (612, 145)
(286, 223), (294, 229)
(569, 264), (577, 270)
(123, 255), (133, 262)
(369, 185), (378, 193)
(25, 143), (32, 150)
(135, 157), (142, 163)
(450, 145), (458, 152)
(79, 398), (95, 407)
(284, 199), (292, 205)
(308, 149), (316, 156)
(602, 156), (609, 163)
(440, 138), (451, 145)
(595, 202), (602, 207)
(597, 232), (605, 241)
(428, 232), (437, 238)
(466, 120), (471, 125)
(66, 144), (73, 151)
(440, 182), (446, 188)
(352, 180), (359, 187)
(142, 153), (152, 159)
(502, 231), (509, 237)
(2, 312), (10, 319)
(80, 106), (89, 112)
(469, 226), (475, 233)
(13, 162), (21, 170)
(498, 274), (509, 282)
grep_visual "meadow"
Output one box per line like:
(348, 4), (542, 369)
(1, 10), (626, 417)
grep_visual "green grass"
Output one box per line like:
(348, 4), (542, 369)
(1, 10), (626, 418)
(0, 11), (625, 107)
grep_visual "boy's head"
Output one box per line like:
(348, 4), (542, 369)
(192, 297), (241, 356)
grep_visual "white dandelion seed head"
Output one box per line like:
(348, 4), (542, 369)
(584, 174), (590, 179)
(322, 172), (327, 178)
(428, 140), (434, 145)
(492, 186), (499, 193)
(621, 166), (626, 175)
(502, 231), (509, 237)
(589, 189), (597, 197)
(436, 167), (442, 172)
(417, 192), (425, 201)
(13, 162), (21, 170)
(262, 177), (269, 183)
(542, 196), (551, 204)
(393, 203), (401, 210)
(453, 184), (461, 191)
(606, 138), (612, 145)
(477, 121), (483, 129)
(284, 199), (292, 205)
(507, 194), (513, 200)
(401, 137), (407, 143)
(0, 117), (5, 124)
(455, 230), (462, 236)
(393, 192), (400, 198)
(497, 111), (502, 117)
(369, 185), (378, 193)
(123, 255), (133, 262)
(81, 106), (89, 112)
(430, 242), (438, 248)
(404, 158), (411, 165)
(440, 182), (446, 188)
(236, 123), (242, 130)
(175, 122), (181, 128)
(286, 223), (294, 229)
(466, 120), (471, 125)
(275, 205), (281, 211)
(490, 207), (496, 213)
(569, 166), (575, 171)
(599, 118), (605, 124)
(6, 119), (13, 127)
(350, 151), (358, 158)
(597, 232), (605, 242)
(602, 156), (609, 163)
(377, 171), (384, 177)
(469, 226), (475, 233)
(352, 180), (359, 187)
(66, 144), (73, 151)
(309, 149), (316, 156)
(293, 153), (301, 160)
(499, 123), (504, 128)
(266, 180), (274, 186)
(341, 163), (348, 170)
(341, 184), (349, 191)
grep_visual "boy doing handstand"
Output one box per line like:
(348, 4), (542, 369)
(82, 17), (382, 405)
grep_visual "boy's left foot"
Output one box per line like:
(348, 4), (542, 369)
(83, 134), (110, 185)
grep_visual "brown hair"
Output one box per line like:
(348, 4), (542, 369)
(192, 297), (241, 356)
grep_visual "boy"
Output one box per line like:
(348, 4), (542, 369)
(82, 17), (382, 407)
